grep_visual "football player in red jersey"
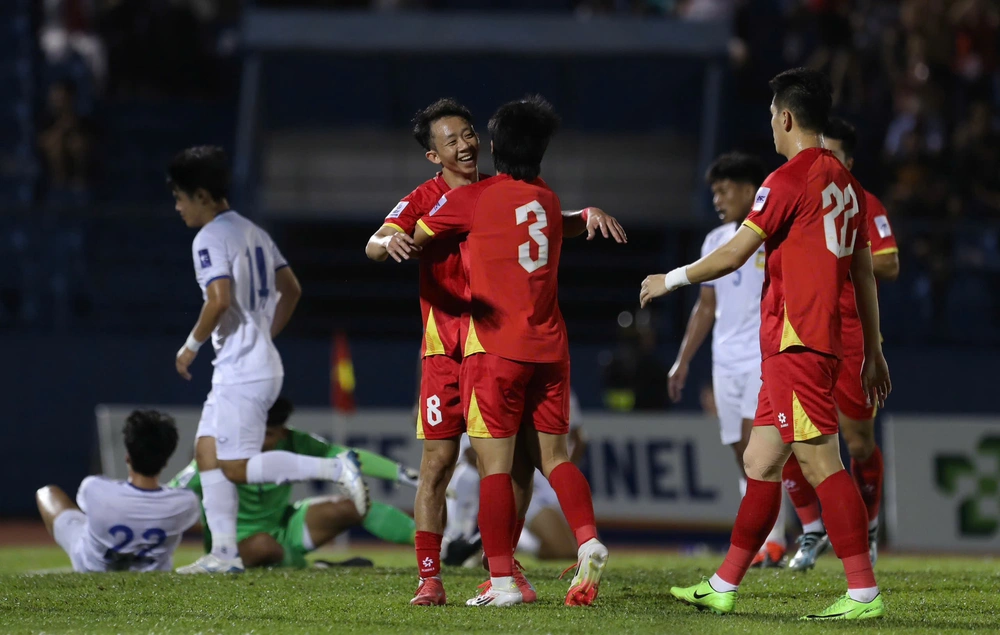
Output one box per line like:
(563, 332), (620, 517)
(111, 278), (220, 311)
(784, 116), (900, 571)
(414, 96), (611, 608)
(366, 99), (624, 606)
(642, 69), (891, 621)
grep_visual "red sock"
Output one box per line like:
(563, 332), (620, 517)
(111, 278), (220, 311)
(850, 446), (883, 524)
(513, 518), (525, 553)
(415, 531), (442, 578)
(715, 478), (781, 586)
(479, 474), (515, 577)
(816, 470), (877, 589)
(782, 454), (822, 526)
(548, 462), (598, 546)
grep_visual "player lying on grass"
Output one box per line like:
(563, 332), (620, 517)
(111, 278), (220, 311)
(170, 397), (419, 568)
(37, 410), (200, 572)
(782, 116), (900, 571)
(443, 393), (586, 565)
(413, 95), (611, 608)
(642, 68), (891, 620)
(365, 98), (624, 607)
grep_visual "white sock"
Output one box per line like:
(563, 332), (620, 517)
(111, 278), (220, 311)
(803, 519), (825, 534)
(765, 494), (788, 547)
(301, 522), (315, 551)
(847, 586), (879, 603)
(738, 476), (747, 498)
(709, 573), (738, 593)
(517, 527), (541, 557)
(246, 451), (343, 484)
(201, 469), (239, 559)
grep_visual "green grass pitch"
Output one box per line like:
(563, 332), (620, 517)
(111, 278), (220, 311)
(1, 545), (998, 634)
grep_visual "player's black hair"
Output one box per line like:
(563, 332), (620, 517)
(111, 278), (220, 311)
(166, 145), (230, 201)
(823, 116), (858, 159)
(267, 396), (295, 428)
(705, 152), (767, 188)
(488, 95), (560, 182)
(768, 68), (833, 133)
(123, 410), (179, 477)
(412, 98), (475, 152)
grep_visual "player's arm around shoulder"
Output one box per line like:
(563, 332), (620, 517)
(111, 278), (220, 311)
(562, 207), (628, 243)
(412, 186), (479, 247)
(367, 224), (420, 263)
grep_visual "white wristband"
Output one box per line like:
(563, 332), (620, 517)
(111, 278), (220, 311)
(182, 333), (206, 354)
(664, 266), (691, 292)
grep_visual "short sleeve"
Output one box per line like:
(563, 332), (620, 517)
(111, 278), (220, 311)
(192, 228), (232, 290)
(743, 175), (797, 240)
(384, 198), (420, 235)
(416, 189), (475, 239)
(76, 475), (99, 513)
(865, 193), (897, 256)
(266, 232), (288, 271)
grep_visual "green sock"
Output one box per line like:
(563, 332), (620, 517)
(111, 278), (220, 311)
(362, 502), (416, 545)
(325, 445), (401, 482)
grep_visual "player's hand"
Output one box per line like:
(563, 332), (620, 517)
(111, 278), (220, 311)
(584, 207), (628, 243)
(384, 233), (420, 263)
(639, 274), (669, 308)
(861, 351), (891, 409)
(667, 361), (688, 403)
(175, 346), (197, 381)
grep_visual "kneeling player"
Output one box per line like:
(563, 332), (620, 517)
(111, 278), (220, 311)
(171, 397), (419, 568)
(37, 410), (200, 572)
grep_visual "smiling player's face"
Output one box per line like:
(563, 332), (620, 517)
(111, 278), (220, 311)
(427, 116), (479, 178)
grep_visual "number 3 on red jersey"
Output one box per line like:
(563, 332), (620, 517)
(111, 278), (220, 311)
(822, 182), (859, 258)
(516, 200), (549, 273)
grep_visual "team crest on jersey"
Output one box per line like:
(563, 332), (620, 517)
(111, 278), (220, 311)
(428, 195), (447, 216)
(874, 215), (892, 238)
(388, 201), (408, 218)
(752, 187), (770, 212)
(198, 249), (211, 268)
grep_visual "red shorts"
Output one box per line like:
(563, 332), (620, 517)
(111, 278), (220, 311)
(754, 349), (840, 443)
(417, 354), (465, 440)
(460, 353), (570, 439)
(835, 331), (877, 421)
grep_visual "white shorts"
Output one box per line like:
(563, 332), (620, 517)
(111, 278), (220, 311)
(712, 370), (762, 446)
(525, 471), (561, 526)
(53, 509), (90, 572)
(197, 378), (283, 461)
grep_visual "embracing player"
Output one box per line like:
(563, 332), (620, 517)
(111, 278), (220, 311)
(783, 116), (900, 570)
(413, 96), (609, 608)
(37, 410), (200, 572)
(667, 152), (789, 567)
(366, 99), (624, 606)
(170, 146), (368, 574)
(642, 68), (891, 620)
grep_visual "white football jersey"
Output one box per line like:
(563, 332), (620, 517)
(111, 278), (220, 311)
(701, 222), (764, 376)
(192, 211), (287, 385)
(74, 476), (201, 572)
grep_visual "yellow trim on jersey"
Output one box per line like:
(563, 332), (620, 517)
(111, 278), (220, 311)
(743, 220), (767, 240)
(464, 318), (486, 356)
(416, 408), (425, 440)
(423, 309), (446, 357)
(791, 391), (822, 441)
(872, 247), (899, 257)
(779, 305), (805, 351)
(416, 218), (435, 236)
(383, 222), (405, 234)
(466, 389), (493, 439)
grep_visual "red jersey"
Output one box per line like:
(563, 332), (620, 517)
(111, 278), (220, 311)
(417, 174), (569, 363)
(839, 189), (898, 341)
(743, 147), (870, 361)
(383, 172), (489, 358)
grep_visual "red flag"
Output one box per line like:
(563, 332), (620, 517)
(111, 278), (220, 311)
(330, 331), (357, 413)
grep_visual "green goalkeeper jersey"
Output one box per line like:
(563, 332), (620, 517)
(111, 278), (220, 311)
(168, 428), (402, 544)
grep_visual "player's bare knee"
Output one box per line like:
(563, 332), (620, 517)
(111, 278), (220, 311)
(239, 534), (284, 568)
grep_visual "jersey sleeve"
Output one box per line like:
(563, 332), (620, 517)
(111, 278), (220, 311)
(76, 475), (99, 513)
(865, 193), (897, 256)
(192, 227), (232, 290)
(743, 174), (798, 240)
(265, 231), (289, 271)
(416, 189), (475, 240)
(168, 460), (203, 499)
(287, 428), (334, 457)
